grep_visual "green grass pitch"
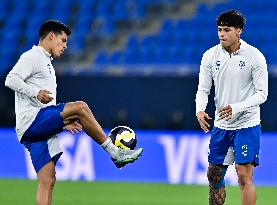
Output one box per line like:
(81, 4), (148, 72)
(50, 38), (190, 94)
(0, 179), (276, 205)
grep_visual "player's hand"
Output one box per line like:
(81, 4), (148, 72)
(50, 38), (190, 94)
(218, 105), (232, 121)
(197, 111), (212, 133)
(37, 90), (54, 104)
(64, 121), (83, 135)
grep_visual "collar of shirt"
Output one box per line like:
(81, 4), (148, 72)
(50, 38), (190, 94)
(221, 39), (247, 56)
(33, 45), (53, 60)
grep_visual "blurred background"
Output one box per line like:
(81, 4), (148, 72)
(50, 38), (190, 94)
(1, 0), (277, 204)
(1, 0), (277, 130)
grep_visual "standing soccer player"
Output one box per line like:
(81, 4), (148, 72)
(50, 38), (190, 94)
(5, 20), (143, 205)
(195, 10), (268, 205)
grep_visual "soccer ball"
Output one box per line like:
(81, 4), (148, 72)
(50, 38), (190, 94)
(109, 126), (137, 150)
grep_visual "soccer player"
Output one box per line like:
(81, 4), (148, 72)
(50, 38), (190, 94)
(5, 20), (143, 205)
(195, 10), (268, 205)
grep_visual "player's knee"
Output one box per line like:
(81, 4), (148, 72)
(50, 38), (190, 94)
(236, 171), (252, 187)
(38, 174), (56, 188)
(74, 101), (90, 115)
(207, 165), (221, 183)
(207, 165), (227, 189)
(236, 165), (253, 187)
(237, 175), (247, 187)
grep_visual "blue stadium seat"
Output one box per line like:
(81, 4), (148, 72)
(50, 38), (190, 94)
(0, 2), (8, 21)
(76, 13), (95, 30)
(161, 19), (175, 33)
(113, 2), (128, 21)
(93, 19), (115, 37)
(67, 33), (85, 54)
(0, 41), (17, 71)
(94, 50), (108, 64)
(158, 32), (174, 47)
(141, 35), (158, 50)
(1, 29), (20, 46)
(127, 34), (140, 50)
(55, 0), (73, 9)
(176, 20), (189, 32)
(124, 49), (140, 64)
(95, 0), (113, 20)
(138, 47), (155, 64)
(77, 0), (97, 9)
(50, 11), (70, 24)
(109, 51), (124, 64)
(129, 1), (146, 20)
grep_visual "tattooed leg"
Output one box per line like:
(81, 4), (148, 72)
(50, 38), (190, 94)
(207, 164), (228, 205)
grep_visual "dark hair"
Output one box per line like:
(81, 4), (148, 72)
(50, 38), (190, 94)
(217, 10), (245, 29)
(39, 20), (71, 40)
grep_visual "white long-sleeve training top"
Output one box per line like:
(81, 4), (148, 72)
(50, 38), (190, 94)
(5, 46), (57, 140)
(195, 39), (268, 130)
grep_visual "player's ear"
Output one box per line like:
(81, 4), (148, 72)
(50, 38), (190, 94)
(236, 28), (242, 37)
(48, 32), (55, 40)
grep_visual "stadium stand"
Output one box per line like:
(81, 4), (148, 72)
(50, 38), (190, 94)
(1, 0), (277, 76)
(92, 0), (277, 73)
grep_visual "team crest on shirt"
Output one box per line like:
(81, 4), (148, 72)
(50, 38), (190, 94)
(215, 60), (220, 70)
(239, 61), (246, 69)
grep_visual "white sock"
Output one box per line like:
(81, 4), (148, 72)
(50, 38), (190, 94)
(101, 138), (119, 159)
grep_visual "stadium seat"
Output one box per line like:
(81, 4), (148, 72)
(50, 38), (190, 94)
(2, 0), (277, 76)
(109, 51), (124, 64)
(95, 50), (109, 64)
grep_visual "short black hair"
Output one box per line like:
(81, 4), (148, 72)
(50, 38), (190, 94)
(217, 10), (245, 29)
(39, 20), (71, 40)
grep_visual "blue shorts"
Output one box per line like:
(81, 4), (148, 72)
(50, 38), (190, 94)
(21, 103), (65, 173)
(208, 125), (261, 167)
